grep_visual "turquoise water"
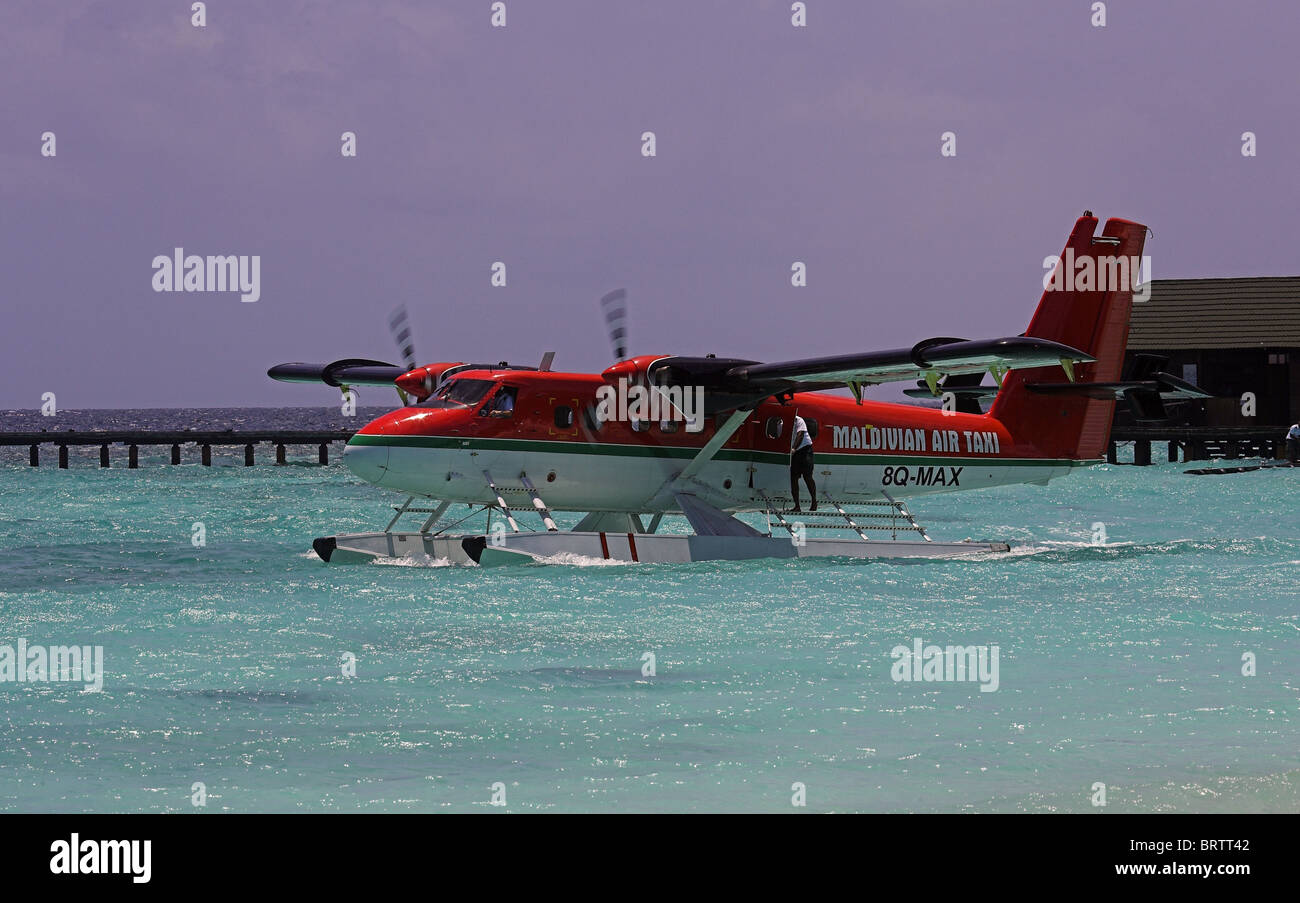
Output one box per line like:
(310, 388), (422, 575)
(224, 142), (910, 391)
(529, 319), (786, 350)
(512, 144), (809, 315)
(1, 441), (1297, 812)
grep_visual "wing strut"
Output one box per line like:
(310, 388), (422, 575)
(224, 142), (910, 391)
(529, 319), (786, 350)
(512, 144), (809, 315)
(640, 405), (757, 514)
(677, 406), (754, 482)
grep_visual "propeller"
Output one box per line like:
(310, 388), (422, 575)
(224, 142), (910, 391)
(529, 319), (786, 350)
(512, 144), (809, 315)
(600, 288), (629, 362)
(388, 304), (417, 371)
(388, 304), (433, 400)
(578, 289), (631, 444)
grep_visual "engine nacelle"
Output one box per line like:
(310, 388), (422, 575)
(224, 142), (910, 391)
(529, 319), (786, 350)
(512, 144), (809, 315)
(395, 362), (468, 400)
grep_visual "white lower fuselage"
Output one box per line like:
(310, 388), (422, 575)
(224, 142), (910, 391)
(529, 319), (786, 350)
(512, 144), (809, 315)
(344, 437), (1084, 513)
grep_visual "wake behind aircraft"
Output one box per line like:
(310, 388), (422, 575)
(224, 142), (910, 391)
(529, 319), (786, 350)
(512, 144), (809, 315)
(271, 213), (1207, 566)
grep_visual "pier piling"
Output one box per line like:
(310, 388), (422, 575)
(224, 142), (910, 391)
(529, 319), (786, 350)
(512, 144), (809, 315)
(4, 430), (353, 469)
(1109, 428), (1294, 465)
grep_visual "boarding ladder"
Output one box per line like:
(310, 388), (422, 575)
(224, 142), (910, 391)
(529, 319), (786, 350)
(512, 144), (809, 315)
(483, 469), (558, 532)
(759, 490), (931, 542)
(378, 472), (559, 538)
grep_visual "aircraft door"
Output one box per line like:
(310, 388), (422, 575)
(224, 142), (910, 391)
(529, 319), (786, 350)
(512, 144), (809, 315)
(747, 408), (789, 496)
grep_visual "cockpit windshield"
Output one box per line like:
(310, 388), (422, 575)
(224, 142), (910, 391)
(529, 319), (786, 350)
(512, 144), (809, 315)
(417, 378), (496, 409)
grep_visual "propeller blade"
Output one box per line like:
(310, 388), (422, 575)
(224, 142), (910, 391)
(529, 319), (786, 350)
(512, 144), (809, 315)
(600, 288), (629, 362)
(388, 305), (418, 372)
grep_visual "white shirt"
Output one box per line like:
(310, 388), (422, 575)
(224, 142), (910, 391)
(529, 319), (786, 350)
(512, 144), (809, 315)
(791, 415), (812, 451)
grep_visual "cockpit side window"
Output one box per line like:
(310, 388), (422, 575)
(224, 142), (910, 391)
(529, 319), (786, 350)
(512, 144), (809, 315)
(481, 385), (518, 418)
(420, 378), (495, 408)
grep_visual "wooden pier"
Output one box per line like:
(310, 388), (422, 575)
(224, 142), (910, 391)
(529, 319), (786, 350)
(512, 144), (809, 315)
(6, 426), (1292, 469)
(1110, 427), (1289, 465)
(1, 430), (355, 468)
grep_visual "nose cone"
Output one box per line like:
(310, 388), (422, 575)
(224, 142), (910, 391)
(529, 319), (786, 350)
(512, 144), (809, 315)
(343, 441), (390, 486)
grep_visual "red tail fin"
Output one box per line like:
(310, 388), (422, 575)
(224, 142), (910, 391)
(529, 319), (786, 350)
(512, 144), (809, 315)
(989, 215), (1148, 460)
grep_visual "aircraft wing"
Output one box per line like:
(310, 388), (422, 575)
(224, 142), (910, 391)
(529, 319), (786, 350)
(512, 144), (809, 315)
(725, 337), (1092, 391)
(640, 336), (1093, 410)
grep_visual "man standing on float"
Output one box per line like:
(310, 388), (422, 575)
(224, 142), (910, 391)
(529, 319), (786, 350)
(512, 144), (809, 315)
(790, 411), (817, 513)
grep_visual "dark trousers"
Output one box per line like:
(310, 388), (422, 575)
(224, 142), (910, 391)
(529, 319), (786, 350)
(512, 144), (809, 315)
(1287, 437), (1299, 462)
(790, 446), (816, 509)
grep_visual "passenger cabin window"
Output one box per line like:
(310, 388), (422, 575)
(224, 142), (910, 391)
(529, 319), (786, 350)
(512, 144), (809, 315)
(804, 418), (819, 440)
(554, 406), (574, 429)
(630, 418), (650, 432)
(765, 416), (784, 439)
(583, 404), (604, 432)
(481, 385), (518, 418)
(659, 419), (679, 433)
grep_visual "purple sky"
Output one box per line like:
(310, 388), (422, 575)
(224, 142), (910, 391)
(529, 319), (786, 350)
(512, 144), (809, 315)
(3, 0), (1296, 408)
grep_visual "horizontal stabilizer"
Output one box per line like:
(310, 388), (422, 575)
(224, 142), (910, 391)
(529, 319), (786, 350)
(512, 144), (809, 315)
(1026, 372), (1211, 422)
(1026, 373), (1210, 401)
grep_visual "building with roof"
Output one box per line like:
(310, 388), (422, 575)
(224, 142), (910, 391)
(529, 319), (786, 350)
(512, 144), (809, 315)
(1124, 276), (1300, 428)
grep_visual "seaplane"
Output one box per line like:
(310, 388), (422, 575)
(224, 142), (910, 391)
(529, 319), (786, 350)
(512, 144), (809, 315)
(270, 213), (1207, 566)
